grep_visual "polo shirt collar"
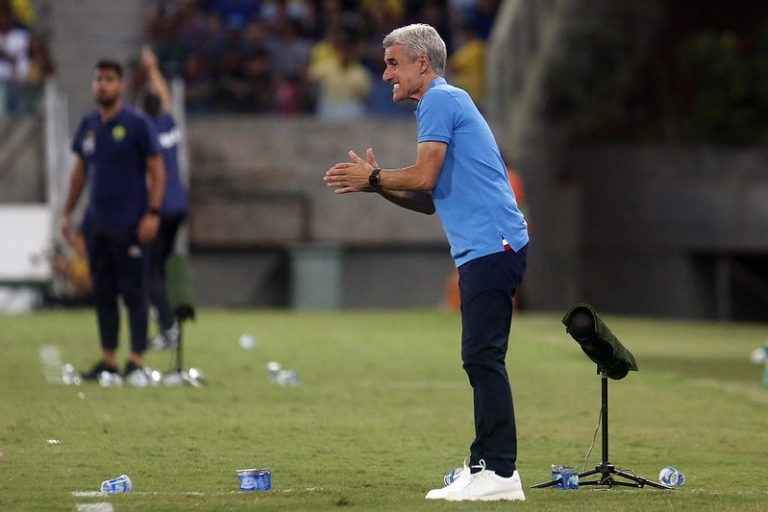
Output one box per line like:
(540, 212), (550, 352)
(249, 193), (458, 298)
(429, 76), (447, 89)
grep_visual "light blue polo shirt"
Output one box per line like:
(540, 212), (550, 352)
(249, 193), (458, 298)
(416, 77), (528, 266)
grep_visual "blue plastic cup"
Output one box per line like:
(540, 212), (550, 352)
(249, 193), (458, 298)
(659, 466), (685, 486)
(552, 465), (578, 490)
(238, 468), (272, 491)
(561, 466), (579, 490)
(100, 474), (132, 493)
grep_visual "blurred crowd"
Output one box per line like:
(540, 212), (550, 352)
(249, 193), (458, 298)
(0, 0), (54, 115)
(143, 0), (501, 116)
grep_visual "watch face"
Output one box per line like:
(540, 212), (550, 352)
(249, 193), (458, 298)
(369, 169), (381, 189)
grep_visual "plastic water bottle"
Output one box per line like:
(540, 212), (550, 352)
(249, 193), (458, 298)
(61, 364), (81, 386)
(101, 474), (132, 493)
(98, 371), (123, 388)
(239, 334), (255, 349)
(266, 361), (282, 381)
(659, 466), (685, 486)
(276, 369), (299, 387)
(127, 369), (150, 388)
(443, 466), (464, 486)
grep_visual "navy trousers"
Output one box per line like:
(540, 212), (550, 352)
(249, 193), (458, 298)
(147, 214), (185, 330)
(458, 245), (528, 477)
(84, 226), (149, 354)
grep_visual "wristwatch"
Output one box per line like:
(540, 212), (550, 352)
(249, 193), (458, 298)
(369, 168), (382, 190)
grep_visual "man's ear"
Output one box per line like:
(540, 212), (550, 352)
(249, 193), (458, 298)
(419, 54), (431, 73)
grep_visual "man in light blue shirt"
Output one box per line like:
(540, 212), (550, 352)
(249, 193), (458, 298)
(325, 23), (528, 502)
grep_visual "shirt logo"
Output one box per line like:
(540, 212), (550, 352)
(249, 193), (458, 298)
(112, 125), (126, 142)
(158, 127), (180, 149)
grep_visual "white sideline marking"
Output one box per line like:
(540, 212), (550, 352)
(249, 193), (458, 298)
(39, 345), (64, 384)
(71, 487), (324, 498)
(76, 504), (113, 512)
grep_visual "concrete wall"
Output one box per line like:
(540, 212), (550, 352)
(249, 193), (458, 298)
(0, 117), (45, 203)
(189, 246), (454, 310)
(45, 0), (146, 131)
(186, 116), (447, 246)
(185, 116), (454, 309)
(566, 145), (768, 319)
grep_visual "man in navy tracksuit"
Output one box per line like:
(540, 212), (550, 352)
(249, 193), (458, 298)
(139, 46), (189, 350)
(61, 59), (165, 382)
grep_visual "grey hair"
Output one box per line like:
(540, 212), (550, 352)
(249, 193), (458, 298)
(382, 23), (447, 75)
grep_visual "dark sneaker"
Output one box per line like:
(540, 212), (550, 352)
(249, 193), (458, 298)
(123, 360), (144, 376)
(81, 361), (119, 381)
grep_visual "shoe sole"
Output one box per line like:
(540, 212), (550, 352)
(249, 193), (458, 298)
(445, 491), (526, 502)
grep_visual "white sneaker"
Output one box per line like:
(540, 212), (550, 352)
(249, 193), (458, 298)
(750, 344), (768, 364)
(150, 321), (180, 351)
(444, 464), (526, 502)
(425, 461), (472, 500)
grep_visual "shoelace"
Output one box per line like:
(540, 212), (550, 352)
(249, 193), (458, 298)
(470, 460), (487, 473)
(445, 459), (487, 486)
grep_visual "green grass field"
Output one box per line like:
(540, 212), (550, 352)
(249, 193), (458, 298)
(1, 308), (767, 511)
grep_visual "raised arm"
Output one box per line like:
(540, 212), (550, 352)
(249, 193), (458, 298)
(141, 45), (172, 113)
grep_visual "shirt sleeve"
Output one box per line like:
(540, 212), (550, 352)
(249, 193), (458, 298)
(138, 115), (162, 157)
(70, 118), (86, 157)
(417, 89), (456, 144)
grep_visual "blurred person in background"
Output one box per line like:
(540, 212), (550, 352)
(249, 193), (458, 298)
(0, 2), (29, 113)
(309, 27), (372, 119)
(270, 18), (313, 113)
(51, 229), (92, 305)
(7, 0), (34, 27)
(324, 23), (528, 502)
(181, 52), (217, 113)
(61, 59), (165, 382)
(139, 46), (189, 350)
(447, 24), (486, 109)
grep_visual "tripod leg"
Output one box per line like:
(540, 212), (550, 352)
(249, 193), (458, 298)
(577, 468), (600, 478)
(175, 318), (183, 373)
(614, 470), (673, 490)
(530, 477), (562, 489)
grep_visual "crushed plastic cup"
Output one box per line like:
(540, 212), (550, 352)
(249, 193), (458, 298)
(266, 362), (282, 381)
(276, 369), (299, 387)
(239, 334), (255, 349)
(62, 364), (82, 386)
(659, 466), (685, 486)
(100, 474), (132, 493)
(162, 371), (184, 387)
(127, 369), (150, 388)
(551, 465), (578, 489)
(237, 468), (272, 491)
